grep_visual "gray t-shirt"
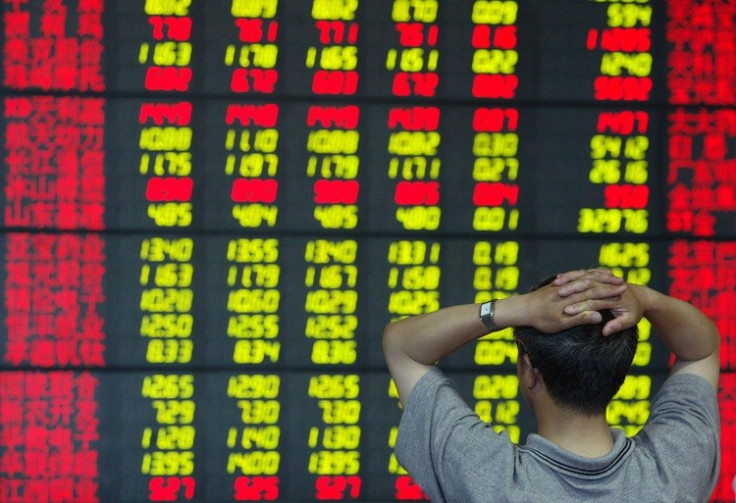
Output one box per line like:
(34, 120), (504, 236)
(396, 368), (720, 503)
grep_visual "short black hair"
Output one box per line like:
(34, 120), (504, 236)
(513, 276), (638, 415)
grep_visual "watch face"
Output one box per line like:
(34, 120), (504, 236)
(480, 302), (492, 316)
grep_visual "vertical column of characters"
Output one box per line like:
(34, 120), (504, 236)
(307, 375), (362, 501)
(307, 0), (360, 96)
(385, 240), (439, 501)
(138, 238), (196, 502)
(582, 0), (654, 438)
(470, 1), (518, 100)
(469, 242), (520, 441)
(225, 0), (280, 229)
(136, 2), (197, 501)
(2, 1), (105, 500)
(306, 0), (360, 231)
(227, 0), (279, 94)
(307, 106), (361, 231)
(581, 1), (652, 237)
(386, 0), (439, 97)
(304, 239), (361, 500)
(385, 0), (442, 232)
(225, 105), (280, 228)
(0, 372), (101, 502)
(666, 2), (736, 498)
(225, 374), (281, 501)
(224, 238), (281, 500)
(387, 108), (442, 232)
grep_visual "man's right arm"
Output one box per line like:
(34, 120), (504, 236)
(629, 285), (719, 389)
(558, 272), (720, 390)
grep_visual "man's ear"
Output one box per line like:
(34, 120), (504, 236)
(519, 353), (536, 388)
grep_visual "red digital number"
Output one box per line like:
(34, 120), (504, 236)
(315, 476), (361, 500)
(234, 476), (279, 501)
(149, 476), (195, 501)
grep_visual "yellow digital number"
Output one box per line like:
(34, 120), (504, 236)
(387, 132), (440, 156)
(140, 127), (192, 152)
(305, 289), (358, 314)
(590, 134), (622, 159)
(146, 339), (193, 364)
(309, 425), (361, 449)
(151, 400), (196, 424)
(142, 374), (194, 399)
(233, 44), (279, 68)
(146, 42), (192, 67)
(227, 426), (281, 450)
(624, 160), (648, 183)
(140, 288), (194, 313)
(142, 426), (196, 450)
(314, 205), (358, 229)
(632, 341), (651, 366)
(308, 450), (360, 475)
(473, 207), (519, 232)
(305, 315), (358, 339)
(307, 154), (359, 179)
(226, 451), (280, 475)
(225, 129), (279, 153)
(387, 156), (441, 181)
(471, 1), (518, 24)
(305, 265), (358, 289)
(307, 129), (360, 154)
(141, 263), (194, 287)
(231, 0), (278, 18)
(577, 209), (648, 234)
(227, 314), (280, 338)
(391, 0), (438, 22)
(141, 451), (194, 476)
(227, 289), (281, 313)
(140, 237), (193, 262)
(227, 375), (280, 399)
(227, 238), (279, 262)
(308, 374), (359, 399)
(311, 340), (357, 364)
(472, 241), (519, 266)
(232, 204), (278, 228)
(141, 314), (193, 338)
(228, 264), (280, 288)
(598, 242), (649, 267)
(607, 4), (652, 27)
(473, 157), (518, 181)
(225, 153), (279, 177)
(140, 152), (192, 176)
(233, 340), (281, 364)
(312, 0), (358, 20)
(472, 49), (518, 74)
(147, 203), (193, 227)
(308, 46), (357, 71)
(387, 240), (440, 265)
(395, 206), (441, 230)
(237, 400), (280, 424)
(144, 0), (192, 16)
(317, 400), (361, 424)
(589, 159), (621, 184)
(305, 239), (358, 264)
(600, 52), (652, 77)
(473, 133), (518, 157)
(387, 265), (440, 290)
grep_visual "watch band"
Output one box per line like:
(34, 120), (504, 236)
(479, 300), (498, 332)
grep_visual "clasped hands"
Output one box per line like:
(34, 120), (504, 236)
(522, 268), (645, 336)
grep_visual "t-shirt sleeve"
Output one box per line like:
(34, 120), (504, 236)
(633, 372), (720, 500)
(395, 367), (515, 502)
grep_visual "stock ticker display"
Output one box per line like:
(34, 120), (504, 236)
(1, 0), (735, 501)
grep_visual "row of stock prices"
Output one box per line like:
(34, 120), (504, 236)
(1, 0), (735, 502)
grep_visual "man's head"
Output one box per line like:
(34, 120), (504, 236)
(514, 276), (638, 416)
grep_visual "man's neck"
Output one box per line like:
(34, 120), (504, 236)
(536, 407), (614, 458)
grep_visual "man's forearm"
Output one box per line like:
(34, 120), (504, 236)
(635, 285), (719, 363)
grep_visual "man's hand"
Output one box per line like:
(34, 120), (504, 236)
(553, 268), (643, 336)
(515, 268), (628, 333)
